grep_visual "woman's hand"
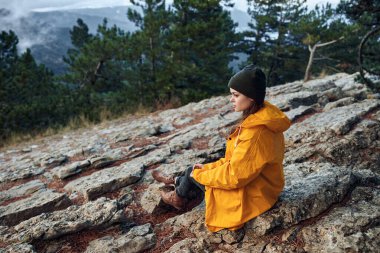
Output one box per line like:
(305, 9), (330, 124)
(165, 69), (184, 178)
(193, 164), (203, 170)
(190, 163), (203, 177)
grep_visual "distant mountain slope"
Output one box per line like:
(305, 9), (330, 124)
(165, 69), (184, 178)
(0, 6), (250, 74)
(1, 6), (137, 74)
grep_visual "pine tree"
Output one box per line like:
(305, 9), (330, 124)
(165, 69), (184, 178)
(63, 19), (128, 90)
(0, 30), (18, 80)
(127, 0), (172, 105)
(70, 18), (93, 48)
(167, 0), (238, 103)
(338, 0), (380, 90)
(64, 19), (93, 69)
(0, 30), (71, 140)
(338, 0), (380, 28)
(245, 0), (308, 86)
(62, 18), (143, 118)
(289, 4), (356, 80)
(0, 30), (19, 138)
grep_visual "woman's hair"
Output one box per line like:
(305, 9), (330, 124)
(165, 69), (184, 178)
(228, 100), (264, 135)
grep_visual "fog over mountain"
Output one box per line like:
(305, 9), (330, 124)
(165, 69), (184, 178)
(0, 5), (250, 74)
(0, 0), (337, 74)
(0, 6), (138, 74)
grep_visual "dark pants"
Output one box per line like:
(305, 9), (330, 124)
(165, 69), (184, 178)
(175, 166), (205, 198)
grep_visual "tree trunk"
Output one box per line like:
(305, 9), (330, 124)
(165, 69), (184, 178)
(304, 45), (316, 82)
(303, 36), (344, 82)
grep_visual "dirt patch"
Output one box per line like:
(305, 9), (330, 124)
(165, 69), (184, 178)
(127, 202), (182, 226)
(70, 192), (86, 206)
(0, 176), (40, 192)
(109, 158), (132, 167)
(292, 109), (322, 124)
(0, 194), (32, 206)
(292, 233), (306, 249)
(131, 183), (149, 196)
(67, 153), (87, 163)
(33, 226), (121, 253)
(130, 137), (159, 149)
(191, 137), (211, 150)
(102, 189), (122, 200)
(39, 176), (66, 193)
(362, 107), (380, 121)
(148, 226), (196, 253)
(145, 163), (161, 171)
(0, 240), (9, 248)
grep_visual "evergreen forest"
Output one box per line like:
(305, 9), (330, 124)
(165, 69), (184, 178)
(0, 0), (379, 145)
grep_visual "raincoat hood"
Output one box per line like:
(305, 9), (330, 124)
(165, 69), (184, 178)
(241, 101), (291, 133)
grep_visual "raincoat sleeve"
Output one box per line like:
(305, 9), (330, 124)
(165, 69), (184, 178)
(192, 128), (275, 190)
(202, 158), (226, 170)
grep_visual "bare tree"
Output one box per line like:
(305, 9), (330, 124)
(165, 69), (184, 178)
(304, 36), (344, 82)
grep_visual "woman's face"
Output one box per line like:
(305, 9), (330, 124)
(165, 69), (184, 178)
(229, 88), (254, 112)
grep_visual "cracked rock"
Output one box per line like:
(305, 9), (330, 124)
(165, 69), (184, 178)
(64, 160), (144, 200)
(0, 190), (70, 226)
(301, 187), (380, 253)
(0, 180), (45, 203)
(13, 197), (123, 242)
(0, 243), (36, 253)
(85, 223), (156, 253)
(244, 163), (355, 237)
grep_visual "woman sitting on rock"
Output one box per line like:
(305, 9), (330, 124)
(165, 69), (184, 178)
(152, 64), (291, 233)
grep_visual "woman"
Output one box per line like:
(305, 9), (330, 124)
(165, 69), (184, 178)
(152, 64), (291, 233)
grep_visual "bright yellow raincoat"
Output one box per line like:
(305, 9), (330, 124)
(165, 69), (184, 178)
(192, 101), (291, 232)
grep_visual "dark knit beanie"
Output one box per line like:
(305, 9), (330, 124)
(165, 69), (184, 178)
(228, 64), (266, 106)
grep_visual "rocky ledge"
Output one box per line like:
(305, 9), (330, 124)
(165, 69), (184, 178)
(0, 73), (379, 252)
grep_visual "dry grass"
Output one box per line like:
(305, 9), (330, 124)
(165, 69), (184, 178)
(0, 105), (153, 151)
(154, 97), (182, 112)
(317, 69), (329, 79)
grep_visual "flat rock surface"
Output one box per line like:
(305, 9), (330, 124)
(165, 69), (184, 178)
(51, 160), (91, 179)
(0, 243), (36, 253)
(85, 224), (156, 253)
(0, 180), (45, 203)
(0, 73), (379, 252)
(12, 197), (123, 243)
(64, 160), (144, 200)
(301, 187), (380, 253)
(0, 190), (70, 227)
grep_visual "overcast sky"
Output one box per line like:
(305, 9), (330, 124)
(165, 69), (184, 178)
(0, 0), (341, 16)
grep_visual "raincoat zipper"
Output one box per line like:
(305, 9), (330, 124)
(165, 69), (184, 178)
(234, 125), (242, 148)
